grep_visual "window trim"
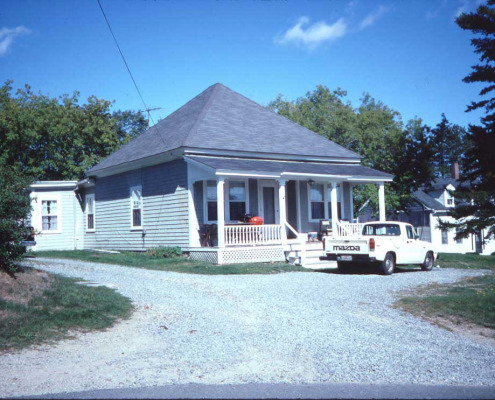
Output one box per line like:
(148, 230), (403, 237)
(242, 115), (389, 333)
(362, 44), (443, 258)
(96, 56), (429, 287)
(38, 194), (62, 234)
(130, 185), (143, 230)
(307, 182), (343, 223)
(85, 194), (96, 232)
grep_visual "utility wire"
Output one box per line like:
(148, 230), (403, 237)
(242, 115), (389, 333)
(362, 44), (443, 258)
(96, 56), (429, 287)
(96, 0), (159, 128)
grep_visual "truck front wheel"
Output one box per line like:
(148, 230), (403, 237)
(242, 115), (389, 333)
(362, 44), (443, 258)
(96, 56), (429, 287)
(379, 252), (395, 275)
(421, 251), (434, 271)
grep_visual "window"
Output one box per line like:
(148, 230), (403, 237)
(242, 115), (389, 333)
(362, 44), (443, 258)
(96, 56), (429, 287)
(362, 223), (401, 236)
(309, 184), (325, 221)
(205, 180), (217, 222)
(327, 186), (342, 220)
(447, 198), (453, 206)
(441, 230), (448, 245)
(86, 194), (95, 231)
(130, 186), (143, 228)
(456, 228), (463, 244)
(41, 200), (58, 231)
(228, 181), (247, 221)
(406, 225), (415, 239)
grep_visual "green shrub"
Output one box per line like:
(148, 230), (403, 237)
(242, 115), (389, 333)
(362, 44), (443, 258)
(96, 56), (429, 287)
(145, 246), (182, 259)
(0, 166), (32, 273)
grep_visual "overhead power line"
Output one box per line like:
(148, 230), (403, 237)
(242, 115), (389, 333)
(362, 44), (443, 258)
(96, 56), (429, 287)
(96, 0), (162, 128)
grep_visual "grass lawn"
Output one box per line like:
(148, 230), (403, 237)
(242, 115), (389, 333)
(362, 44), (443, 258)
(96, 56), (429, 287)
(436, 252), (495, 270)
(396, 252), (495, 334)
(396, 274), (495, 330)
(28, 249), (310, 275)
(0, 267), (133, 351)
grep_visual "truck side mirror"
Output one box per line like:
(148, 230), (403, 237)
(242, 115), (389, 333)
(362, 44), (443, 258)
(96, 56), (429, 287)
(415, 234), (420, 240)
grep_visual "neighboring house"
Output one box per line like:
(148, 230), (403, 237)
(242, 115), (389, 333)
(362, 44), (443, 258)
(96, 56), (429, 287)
(358, 163), (494, 256)
(29, 83), (392, 265)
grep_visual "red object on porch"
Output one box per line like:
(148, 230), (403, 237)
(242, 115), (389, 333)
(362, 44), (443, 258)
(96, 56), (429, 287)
(248, 216), (263, 225)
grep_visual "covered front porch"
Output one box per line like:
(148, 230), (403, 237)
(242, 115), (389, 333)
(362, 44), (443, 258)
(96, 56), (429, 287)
(185, 156), (392, 265)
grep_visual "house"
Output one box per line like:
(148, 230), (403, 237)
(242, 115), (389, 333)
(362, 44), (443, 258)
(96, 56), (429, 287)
(368, 163), (495, 256)
(29, 83), (393, 266)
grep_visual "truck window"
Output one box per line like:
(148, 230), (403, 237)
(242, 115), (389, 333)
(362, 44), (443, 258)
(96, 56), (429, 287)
(362, 224), (401, 236)
(406, 225), (415, 239)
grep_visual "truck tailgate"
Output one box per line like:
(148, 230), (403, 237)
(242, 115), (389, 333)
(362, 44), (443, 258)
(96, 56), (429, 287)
(325, 239), (369, 254)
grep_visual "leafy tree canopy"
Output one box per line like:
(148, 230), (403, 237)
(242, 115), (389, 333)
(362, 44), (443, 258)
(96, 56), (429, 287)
(0, 165), (32, 272)
(0, 81), (148, 181)
(268, 86), (436, 214)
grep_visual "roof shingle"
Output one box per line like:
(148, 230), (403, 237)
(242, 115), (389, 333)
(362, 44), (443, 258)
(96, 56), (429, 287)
(88, 83), (361, 173)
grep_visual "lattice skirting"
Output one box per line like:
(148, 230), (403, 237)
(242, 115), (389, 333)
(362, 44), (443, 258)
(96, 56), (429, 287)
(188, 246), (285, 265)
(188, 249), (219, 264)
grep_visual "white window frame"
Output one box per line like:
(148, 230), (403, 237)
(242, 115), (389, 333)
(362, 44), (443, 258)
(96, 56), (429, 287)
(226, 179), (250, 223)
(130, 185), (143, 230)
(203, 180), (218, 224)
(308, 183), (325, 223)
(85, 194), (96, 232)
(307, 182), (343, 223)
(38, 194), (62, 234)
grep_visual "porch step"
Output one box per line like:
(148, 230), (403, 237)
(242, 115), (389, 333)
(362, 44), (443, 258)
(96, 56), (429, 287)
(286, 245), (337, 270)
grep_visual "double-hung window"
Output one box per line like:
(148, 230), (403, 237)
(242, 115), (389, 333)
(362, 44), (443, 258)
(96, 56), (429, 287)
(41, 199), (59, 232)
(130, 186), (143, 229)
(86, 194), (95, 231)
(228, 181), (247, 221)
(309, 184), (325, 221)
(205, 180), (217, 222)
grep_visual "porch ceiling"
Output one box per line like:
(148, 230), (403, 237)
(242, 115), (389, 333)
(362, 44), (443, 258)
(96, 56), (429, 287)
(186, 156), (393, 182)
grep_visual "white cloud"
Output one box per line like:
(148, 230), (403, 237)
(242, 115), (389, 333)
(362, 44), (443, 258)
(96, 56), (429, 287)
(275, 17), (347, 49)
(358, 5), (389, 30)
(0, 26), (31, 56)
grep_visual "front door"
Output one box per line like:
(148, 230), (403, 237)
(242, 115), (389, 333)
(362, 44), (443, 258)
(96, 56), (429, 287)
(260, 182), (278, 224)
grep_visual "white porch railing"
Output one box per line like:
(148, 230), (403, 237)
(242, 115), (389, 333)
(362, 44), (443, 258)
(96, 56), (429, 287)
(335, 221), (364, 237)
(224, 224), (282, 246)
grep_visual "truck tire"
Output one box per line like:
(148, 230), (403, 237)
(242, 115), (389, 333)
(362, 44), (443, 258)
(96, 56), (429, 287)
(337, 262), (347, 273)
(379, 252), (395, 275)
(421, 251), (434, 271)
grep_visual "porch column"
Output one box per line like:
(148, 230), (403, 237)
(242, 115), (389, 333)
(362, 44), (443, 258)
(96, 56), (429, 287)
(330, 182), (339, 235)
(378, 182), (386, 222)
(277, 179), (288, 244)
(217, 177), (225, 248)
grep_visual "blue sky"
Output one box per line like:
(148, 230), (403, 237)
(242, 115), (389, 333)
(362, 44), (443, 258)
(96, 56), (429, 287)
(0, 0), (486, 128)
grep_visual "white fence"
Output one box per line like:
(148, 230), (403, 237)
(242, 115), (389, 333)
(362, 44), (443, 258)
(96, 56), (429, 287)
(225, 224), (282, 246)
(336, 221), (364, 237)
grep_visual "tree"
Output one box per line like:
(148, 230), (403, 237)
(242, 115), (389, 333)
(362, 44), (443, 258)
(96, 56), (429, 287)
(430, 113), (468, 178)
(390, 117), (436, 209)
(440, 1), (495, 241)
(268, 86), (433, 214)
(0, 81), (148, 181)
(0, 166), (32, 273)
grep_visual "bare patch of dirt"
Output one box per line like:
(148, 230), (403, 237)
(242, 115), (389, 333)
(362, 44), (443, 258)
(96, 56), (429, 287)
(421, 314), (495, 346)
(0, 267), (53, 306)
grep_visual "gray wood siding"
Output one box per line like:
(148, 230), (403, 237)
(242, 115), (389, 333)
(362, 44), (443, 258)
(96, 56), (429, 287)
(32, 188), (82, 251)
(84, 159), (189, 251)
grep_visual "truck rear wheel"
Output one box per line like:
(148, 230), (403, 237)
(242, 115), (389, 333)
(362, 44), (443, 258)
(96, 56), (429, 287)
(379, 252), (395, 275)
(337, 262), (347, 273)
(421, 251), (434, 271)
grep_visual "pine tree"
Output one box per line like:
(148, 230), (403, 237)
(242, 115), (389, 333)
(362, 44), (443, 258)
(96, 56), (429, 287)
(441, 1), (495, 240)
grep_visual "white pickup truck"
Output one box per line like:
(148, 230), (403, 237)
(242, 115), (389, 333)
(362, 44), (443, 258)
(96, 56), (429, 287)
(323, 222), (437, 275)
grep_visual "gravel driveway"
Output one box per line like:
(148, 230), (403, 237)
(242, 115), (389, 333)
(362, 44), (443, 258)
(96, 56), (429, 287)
(2, 259), (495, 397)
